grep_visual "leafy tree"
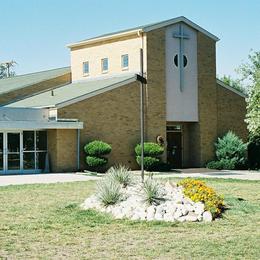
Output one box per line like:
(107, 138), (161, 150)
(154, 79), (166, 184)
(238, 51), (260, 139)
(0, 61), (16, 79)
(219, 74), (246, 94)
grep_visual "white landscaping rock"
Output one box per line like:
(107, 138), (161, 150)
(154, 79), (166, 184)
(81, 179), (217, 223)
(202, 211), (213, 222)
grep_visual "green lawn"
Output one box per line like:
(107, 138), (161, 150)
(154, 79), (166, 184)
(0, 178), (260, 260)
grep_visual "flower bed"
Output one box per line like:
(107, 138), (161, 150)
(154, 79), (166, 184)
(81, 167), (224, 223)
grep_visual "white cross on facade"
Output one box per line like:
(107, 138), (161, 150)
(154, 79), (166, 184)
(173, 23), (189, 92)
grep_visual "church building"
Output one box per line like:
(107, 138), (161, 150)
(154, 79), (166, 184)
(0, 16), (247, 173)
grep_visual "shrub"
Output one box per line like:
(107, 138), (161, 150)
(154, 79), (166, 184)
(135, 142), (164, 157)
(142, 178), (163, 205)
(206, 158), (236, 170)
(84, 140), (112, 156)
(135, 142), (164, 171)
(207, 131), (247, 170)
(136, 156), (160, 171)
(84, 140), (111, 171)
(86, 156), (107, 168)
(96, 178), (122, 206)
(248, 136), (260, 169)
(107, 165), (133, 187)
(178, 178), (224, 218)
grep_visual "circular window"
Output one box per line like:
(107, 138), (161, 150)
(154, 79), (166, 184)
(174, 54), (178, 67)
(173, 54), (188, 68)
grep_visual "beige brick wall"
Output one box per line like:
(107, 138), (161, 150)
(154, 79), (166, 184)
(0, 73), (71, 105)
(70, 35), (146, 81)
(58, 82), (141, 170)
(196, 32), (218, 166)
(217, 83), (248, 141)
(145, 29), (167, 160)
(48, 129), (77, 172)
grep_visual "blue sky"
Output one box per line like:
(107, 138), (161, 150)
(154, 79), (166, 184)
(0, 0), (259, 78)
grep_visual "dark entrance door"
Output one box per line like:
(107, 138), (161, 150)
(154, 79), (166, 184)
(167, 131), (182, 168)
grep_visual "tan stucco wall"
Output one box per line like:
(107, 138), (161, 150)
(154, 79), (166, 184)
(217, 84), (247, 141)
(48, 129), (77, 172)
(0, 73), (71, 105)
(70, 35), (146, 81)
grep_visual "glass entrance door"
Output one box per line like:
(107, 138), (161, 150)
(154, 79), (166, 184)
(7, 132), (21, 171)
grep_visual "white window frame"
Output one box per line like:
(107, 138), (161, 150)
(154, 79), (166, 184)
(82, 61), (89, 76)
(121, 54), (129, 70)
(101, 58), (109, 73)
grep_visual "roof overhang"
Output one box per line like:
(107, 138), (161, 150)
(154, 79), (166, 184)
(66, 16), (219, 49)
(67, 29), (143, 49)
(0, 120), (83, 130)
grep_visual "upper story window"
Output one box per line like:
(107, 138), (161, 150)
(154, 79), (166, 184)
(101, 58), (109, 73)
(83, 61), (89, 75)
(121, 54), (129, 69)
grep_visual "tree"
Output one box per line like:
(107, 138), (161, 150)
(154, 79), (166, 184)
(0, 61), (16, 79)
(219, 74), (246, 94)
(239, 51), (260, 138)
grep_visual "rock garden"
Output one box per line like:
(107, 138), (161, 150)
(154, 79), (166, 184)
(81, 165), (224, 222)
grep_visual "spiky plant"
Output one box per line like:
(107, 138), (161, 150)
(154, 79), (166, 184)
(107, 165), (133, 188)
(96, 178), (122, 206)
(142, 178), (163, 205)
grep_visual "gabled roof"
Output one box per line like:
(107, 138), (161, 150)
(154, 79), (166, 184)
(6, 74), (137, 109)
(0, 67), (71, 95)
(216, 79), (246, 98)
(67, 16), (219, 48)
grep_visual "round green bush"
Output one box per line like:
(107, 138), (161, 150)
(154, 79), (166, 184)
(86, 156), (108, 168)
(135, 142), (164, 157)
(136, 156), (160, 171)
(84, 140), (112, 156)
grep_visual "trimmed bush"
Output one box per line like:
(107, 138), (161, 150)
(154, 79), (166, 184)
(135, 142), (164, 157)
(135, 142), (164, 171)
(207, 131), (247, 170)
(84, 140), (112, 156)
(136, 156), (160, 171)
(84, 140), (111, 171)
(107, 165), (133, 188)
(96, 178), (122, 206)
(178, 178), (224, 218)
(86, 156), (107, 168)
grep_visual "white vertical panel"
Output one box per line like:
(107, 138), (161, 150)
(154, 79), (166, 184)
(165, 23), (198, 122)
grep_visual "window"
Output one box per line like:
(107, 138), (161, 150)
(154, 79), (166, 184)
(121, 54), (129, 69)
(173, 54), (188, 68)
(83, 61), (89, 75)
(23, 130), (47, 170)
(101, 58), (108, 73)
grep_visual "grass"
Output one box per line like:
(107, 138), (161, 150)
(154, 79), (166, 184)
(0, 178), (259, 259)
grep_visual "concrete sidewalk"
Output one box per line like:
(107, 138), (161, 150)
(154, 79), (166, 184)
(149, 170), (260, 181)
(0, 173), (100, 187)
(0, 169), (259, 187)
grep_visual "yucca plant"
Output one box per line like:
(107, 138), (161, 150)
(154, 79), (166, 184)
(142, 178), (163, 205)
(96, 178), (122, 206)
(107, 165), (133, 188)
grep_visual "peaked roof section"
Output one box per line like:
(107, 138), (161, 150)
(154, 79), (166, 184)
(67, 16), (219, 48)
(216, 79), (246, 98)
(6, 74), (137, 109)
(0, 67), (71, 95)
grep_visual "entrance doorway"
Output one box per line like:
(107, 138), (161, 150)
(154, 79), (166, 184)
(167, 125), (182, 168)
(0, 130), (47, 174)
